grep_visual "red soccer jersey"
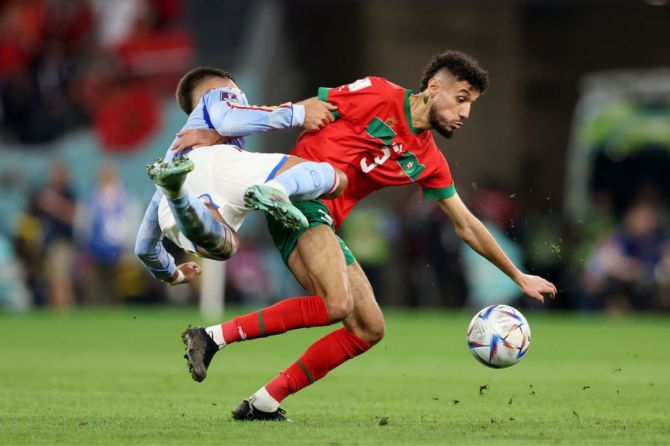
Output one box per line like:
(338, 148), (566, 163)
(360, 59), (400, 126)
(291, 76), (456, 228)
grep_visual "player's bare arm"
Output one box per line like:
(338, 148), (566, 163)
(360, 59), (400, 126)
(438, 194), (557, 303)
(170, 129), (229, 151)
(296, 97), (337, 130)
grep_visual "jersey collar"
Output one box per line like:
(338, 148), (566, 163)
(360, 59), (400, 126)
(404, 90), (423, 135)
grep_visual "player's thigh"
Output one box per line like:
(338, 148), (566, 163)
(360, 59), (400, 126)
(288, 225), (352, 318)
(194, 145), (285, 208)
(274, 155), (305, 175)
(274, 156), (347, 198)
(342, 261), (385, 345)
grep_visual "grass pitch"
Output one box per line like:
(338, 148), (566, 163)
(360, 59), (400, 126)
(0, 307), (668, 445)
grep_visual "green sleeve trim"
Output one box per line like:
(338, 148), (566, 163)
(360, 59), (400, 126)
(318, 87), (331, 102)
(423, 184), (456, 200)
(318, 87), (339, 120)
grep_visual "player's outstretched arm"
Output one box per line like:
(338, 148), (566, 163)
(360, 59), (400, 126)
(438, 194), (557, 303)
(134, 191), (179, 283)
(171, 95), (337, 153)
(296, 97), (337, 131)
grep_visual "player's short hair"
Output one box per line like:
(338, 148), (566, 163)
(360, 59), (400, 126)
(176, 67), (235, 114)
(420, 50), (489, 93)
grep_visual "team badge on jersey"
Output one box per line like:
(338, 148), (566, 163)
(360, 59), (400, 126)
(220, 91), (238, 102)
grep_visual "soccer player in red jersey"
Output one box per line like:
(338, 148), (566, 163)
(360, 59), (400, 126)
(177, 50), (557, 421)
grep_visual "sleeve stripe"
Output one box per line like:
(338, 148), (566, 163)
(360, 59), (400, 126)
(422, 184), (456, 200)
(318, 87), (331, 102)
(227, 103), (292, 112)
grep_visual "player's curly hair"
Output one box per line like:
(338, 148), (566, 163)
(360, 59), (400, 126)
(176, 66), (235, 114)
(419, 50), (489, 93)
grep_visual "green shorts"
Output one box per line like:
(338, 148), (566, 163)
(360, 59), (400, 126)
(265, 199), (356, 266)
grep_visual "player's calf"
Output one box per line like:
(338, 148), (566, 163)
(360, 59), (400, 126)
(168, 193), (239, 257)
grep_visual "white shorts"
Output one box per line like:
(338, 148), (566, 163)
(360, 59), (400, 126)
(158, 144), (286, 252)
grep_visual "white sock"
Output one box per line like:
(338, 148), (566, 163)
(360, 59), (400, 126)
(250, 386), (280, 413)
(205, 324), (226, 349)
(263, 180), (288, 196)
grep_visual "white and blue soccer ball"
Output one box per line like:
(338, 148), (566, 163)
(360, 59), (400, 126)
(466, 304), (531, 368)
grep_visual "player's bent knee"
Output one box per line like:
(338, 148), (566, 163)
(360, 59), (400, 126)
(325, 298), (354, 322)
(195, 230), (239, 261)
(322, 170), (348, 199)
(362, 313), (385, 345)
(366, 324), (385, 345)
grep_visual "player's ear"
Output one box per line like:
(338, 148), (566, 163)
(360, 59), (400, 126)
(427, 76), (441, 99)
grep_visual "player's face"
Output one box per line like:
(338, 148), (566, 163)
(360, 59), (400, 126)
(428, 79), (480, 139)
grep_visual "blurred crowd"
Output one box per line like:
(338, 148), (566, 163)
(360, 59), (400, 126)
(4, 167), (670, 312)
(2, 0), (670, 314)
(341, 183), (670, 314)
(0, 0), (192, 149)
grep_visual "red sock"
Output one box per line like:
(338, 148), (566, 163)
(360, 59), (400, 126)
(265, 327), (371, 403)
(220, 296), (330, 343)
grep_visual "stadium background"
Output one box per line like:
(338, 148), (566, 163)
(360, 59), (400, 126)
(2, 1), (670, 445)
(2, 0), (670, 313)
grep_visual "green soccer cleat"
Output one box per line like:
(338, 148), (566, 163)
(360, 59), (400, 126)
(146, 155), (194, 195)
(231, 399), (289, 422)
(243, 184), (308, 231)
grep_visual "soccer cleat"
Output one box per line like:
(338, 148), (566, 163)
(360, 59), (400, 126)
(147, 155), (194, 195)
(181, 326), (219, 382)
(231, 399), (289, 422)
(243, 184), (308, 230)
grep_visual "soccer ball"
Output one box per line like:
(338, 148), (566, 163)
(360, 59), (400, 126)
(466, 304), (531, 368)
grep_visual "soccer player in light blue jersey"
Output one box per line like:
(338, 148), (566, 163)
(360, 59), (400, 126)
(134, 67), (347, 287)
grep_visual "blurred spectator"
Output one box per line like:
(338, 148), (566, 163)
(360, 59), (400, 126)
(340, 206), (396, 300)
(655, 241), (670, 310)
(0, 233), (30, 311)
(35, 161), (77, 309)
(0, 0), (91, 144)
(226, 240), (271, 306)
(570, 190), (617, 268)
(12, 191), (46, 304)
(0, 0), (190, 146)
(579, 196), (669, 313)
(396, 189), (465, 307)
(76, 161), (140, 304)
(88, 0), (148, 49)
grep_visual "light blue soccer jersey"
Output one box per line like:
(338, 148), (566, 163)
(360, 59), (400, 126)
(135, 87), (305, 280)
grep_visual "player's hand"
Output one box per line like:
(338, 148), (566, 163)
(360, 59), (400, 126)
(171, 129), (229, 153)
(516, 274), (557, 303)
(298, 97), (337, 131)
(166, 262), (201, 286)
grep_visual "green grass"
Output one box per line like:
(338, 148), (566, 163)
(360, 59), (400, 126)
(1, 307), (668, 445)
